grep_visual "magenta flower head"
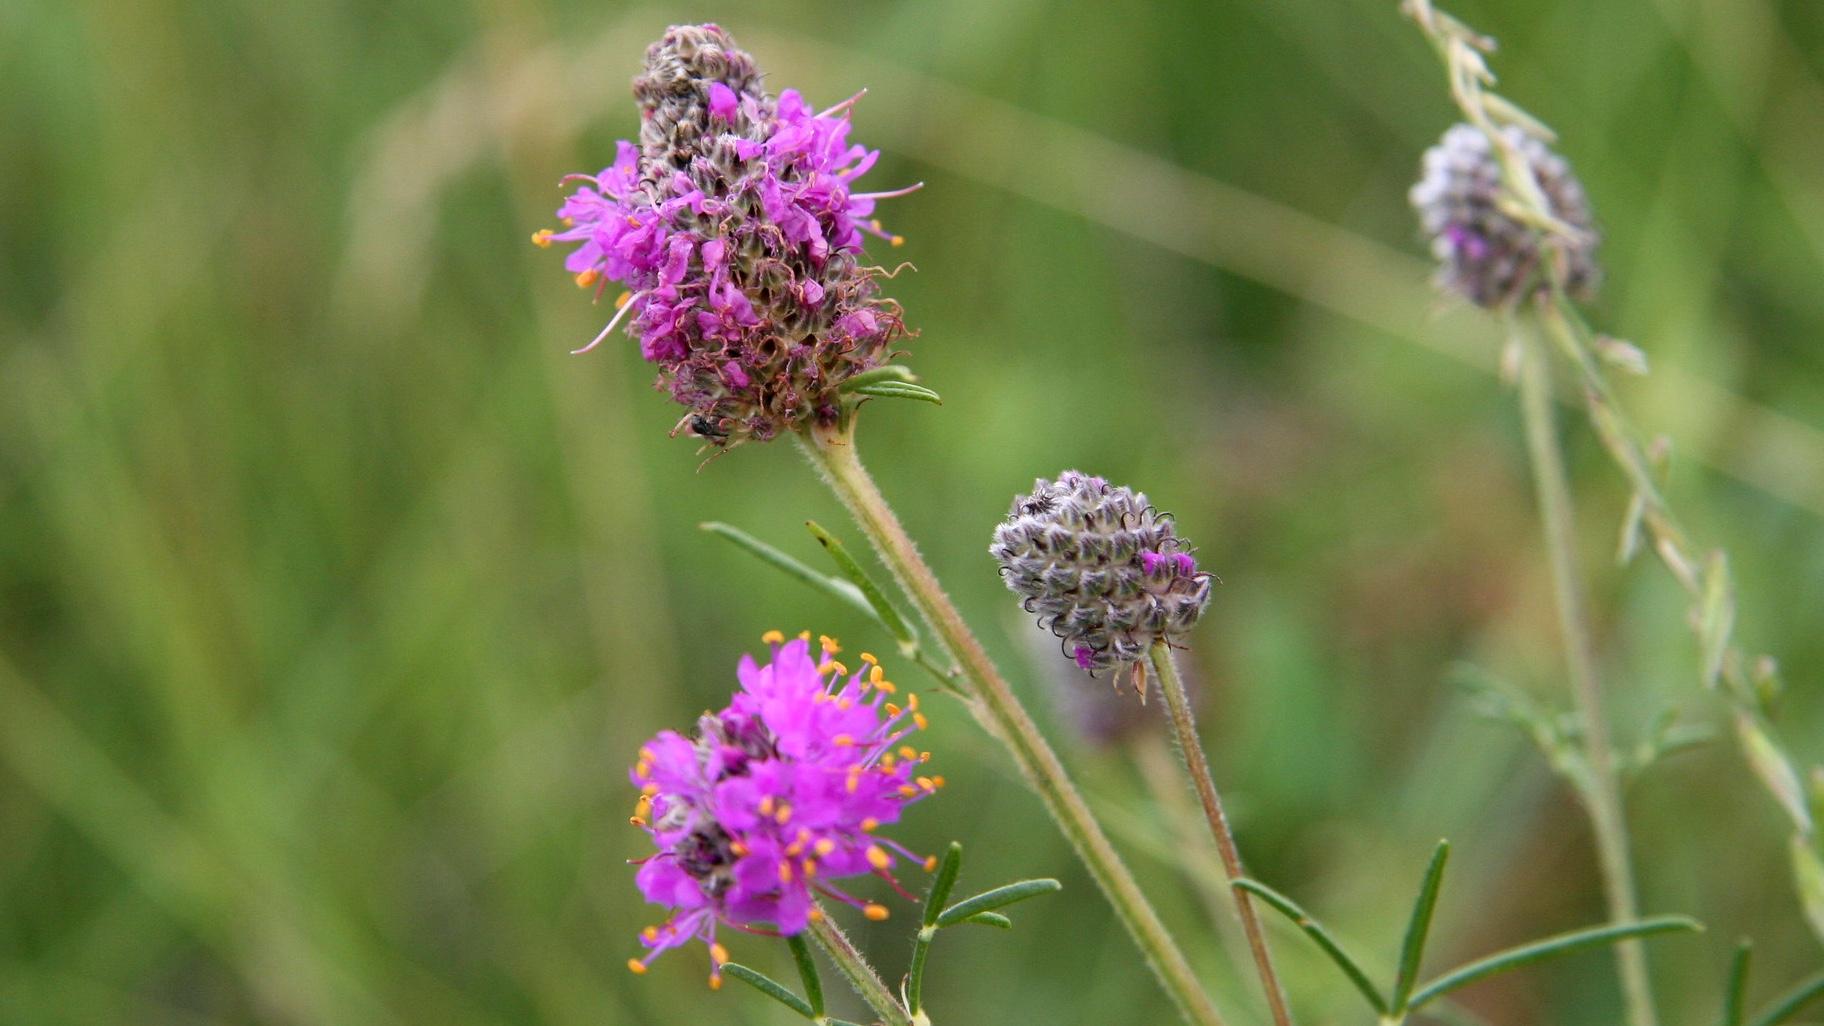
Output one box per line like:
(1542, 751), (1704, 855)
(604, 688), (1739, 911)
(535, 24), (918, 448)
(1409, 122), (1599, 309)
(990, 471), (1213, 680)
(627, 633), (938, 986)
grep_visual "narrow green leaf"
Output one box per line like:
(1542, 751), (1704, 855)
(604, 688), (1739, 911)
(922, 843), (963, 929)
(1392, 840), (1451, 1012)
(1746, 969), (1824, 1026)
(837, 365), (918, 392)
(852, 381), (943, 405)
(786, 933), (823, 1017)
(1408, 916), (1701, 1010)
(958, 911), (1013, 929)
(1721, 939), (1751, 1026)
(1699, 551), (1736, 688)
(936, 879), (1061, 926)
(1234, 878), (1388, 1014)
(805, 521), (919, 649)
(721, 962), (815, 1019)
(1618, 492), (1646, 564)
(701, 522), (878, 624)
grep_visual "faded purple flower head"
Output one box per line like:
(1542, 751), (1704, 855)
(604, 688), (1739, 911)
(536, 23), (917, 448)
(1409, 122), (1599, 308)
(990, 471), (1213, 680)
(627, 634), (937, 984)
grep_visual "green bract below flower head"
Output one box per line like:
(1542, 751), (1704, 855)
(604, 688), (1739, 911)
(536, 23), (919, 449)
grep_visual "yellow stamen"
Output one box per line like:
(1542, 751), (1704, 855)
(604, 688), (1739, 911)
(758, 796), (775, 816)
(923, 855), (939, 872)
(730, 840), (749, 856)
(797, 630), (812, 642)
(819, 634), (841, 654)
(809, 907), (824, 923)
(774, 804), (793, 825)
(628, 816), (647, 827)
(530, 229), (554, 248)
(899, 785), (919, 797)
(874, 679), (897, 694)
(866, 845), (891, 870)
(779, 861), (794, 883)
(864, 904), (890, 921)
(932, 775), (946, 788)
(861, 817), (879, 832)
(708, 974), (722, 991)
(710, 943), (730, 965)
(913, 713), (929, 731)
(833, 734), (855, 747)
(803, 859), (818, 878)
(642, 926), (660, 942)
(639, 746), (657, 763)
(907, 694), (920, 711)
(614, 290), (632, 309)
(627, 959), (647, 975)
(890, 235), (906, 247)
(815, 839), (836, 856)
(917, 776), (936, 792)
(761, 629), (785, 645)
(574, 269), (599, 288)
(641, 783), (659, 797)
(836, 698), (852, 711)
(884, 703), (901, 716)
(869, 665), (884, 684)
(898, 746), (918, 761)
(634, 762), (651, 780)
(860, 652), (878, 665)
(845, 768), (861, 793)
(881, 754), (896, 770)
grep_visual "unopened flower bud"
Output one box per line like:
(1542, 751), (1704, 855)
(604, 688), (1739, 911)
(990, 471), (1212, 676)
(1410, 123), (1599, 308)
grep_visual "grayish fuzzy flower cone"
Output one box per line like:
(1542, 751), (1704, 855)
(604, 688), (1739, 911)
(991, 471), (1212, 678)
(1410, 122), (1599, 308)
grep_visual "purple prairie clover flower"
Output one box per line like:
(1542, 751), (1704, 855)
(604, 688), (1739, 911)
(990, 471), (1213, 681)
(533, 23), (919, 449)
(626, 633), (939, 986)
(1410, 122), (1600, 308)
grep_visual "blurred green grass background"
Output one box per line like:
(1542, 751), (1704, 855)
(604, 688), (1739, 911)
(3, 0), (1823, 1022)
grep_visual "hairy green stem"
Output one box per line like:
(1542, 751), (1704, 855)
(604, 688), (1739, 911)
(808, 908), (916, 1026)
(799, 423), (1230, 1026)
(1150, 641), (1295, 1026)
(1515, 320), (1657, 1026)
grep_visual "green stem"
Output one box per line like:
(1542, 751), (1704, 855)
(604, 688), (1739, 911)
(807, 907), (916, 1026)
(1515, 318), (1657, 1026)
(1150, 641), (1295, 1026)
(798, 423), (1230, 1026)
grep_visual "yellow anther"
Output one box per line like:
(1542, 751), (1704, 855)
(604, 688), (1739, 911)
(875, 680), (897, 695)
(898, 746), (918, 761)
(866, 845), (891, 870)
(819, 634), (841, 654)
(574, 269), (599, 288)
(870, 219), (883, 231)
(774, 803), (793, 825)
(627, 959), (648, 975)
(730, 840), (749, 857)
(797, 630), (812, 642)
(913, 713), (929, 731)
(642, 926), (660, 942)
(761, 629), (785, 645)
(803, 859), (818, 878)
(710, 943), (730, 965)
(758, 796), (775, 816)
(845, 768), (861, 793)
(628, 816), (647, 827)
(641, 783), (659, 797)
(869, 665), (885, 684)
(530, 229), (554, 248)
(864, 904), (890, 922)
(809, 907), (824, 923)
(708, 973), (722, 991)
(634, 762), (651, 780)
(861, 817), (880, 832)
(906, 694), (920, 711)
(890, 235), (905, 247)
(833, 734), (855, 747)
(639, 746), (657, 763)
(899, 784), (919, 797)
(919, 752), (931, 762)
(932, 775), (946, 789)
(815, 839), (837, 856)
(917, 776), (936, 792)
(836, 698), (852, 711)
(881, 754), (896, 770)
(923, 855), (939, 872)
(884, 702), (901, 716)
(614, 290), (632, 309)
(860, 652), (879, 665)
(779, 860), (794, 883)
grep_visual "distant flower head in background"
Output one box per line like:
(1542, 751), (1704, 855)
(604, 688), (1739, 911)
(535, 24), (917, 448)
(1410, 122), (1599, 309)
(627, 634), (937, 985)
(991, 471), (1212, 680)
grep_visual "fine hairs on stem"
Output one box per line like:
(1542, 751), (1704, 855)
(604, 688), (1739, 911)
(797, 422), (1233, 1026)
(808, 909), (916, 1026)
(1149, 641), (1295, 1026)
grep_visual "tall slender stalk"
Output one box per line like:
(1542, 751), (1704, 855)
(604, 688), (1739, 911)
(1150, 641), (1294, 1026)
(808, 908), (917, 1026)
(798, 421), (1231, 1026)
(1514, 320), (1657, 1026)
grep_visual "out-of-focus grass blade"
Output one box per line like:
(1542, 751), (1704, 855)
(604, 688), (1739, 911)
(935, 879), (1061, 926)
(721, 963), (815, 1019)
(922, 842), (964, 929)
(1234, 878), (1387, 1015)
(1392, 840), (1451, 1012)
(1746, 969), (1824, 1026)
(786, 933), (823, 1018)
(1407, 916), (1701, 1010)
(1721, 939), (1752, 1026)
(701, 521), (878, 625)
